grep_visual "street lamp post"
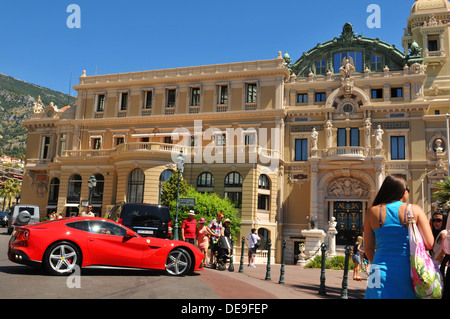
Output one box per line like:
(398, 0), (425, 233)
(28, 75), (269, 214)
(173, 149), (185, 241)
(88, 174), (97, 205)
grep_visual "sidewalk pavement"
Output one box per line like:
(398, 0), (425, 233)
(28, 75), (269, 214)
(199, 262), (368, 299)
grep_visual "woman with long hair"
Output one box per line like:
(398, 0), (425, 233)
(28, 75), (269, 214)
(364, 174), (434, 299)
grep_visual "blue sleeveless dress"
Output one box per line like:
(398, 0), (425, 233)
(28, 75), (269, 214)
(365, 201), (416, 299)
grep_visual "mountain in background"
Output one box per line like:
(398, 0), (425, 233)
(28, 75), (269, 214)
(0, 73), (76, 158)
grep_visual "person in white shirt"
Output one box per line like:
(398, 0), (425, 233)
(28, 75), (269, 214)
(81, 205), (95, 217)
(246, 228), (260, 267)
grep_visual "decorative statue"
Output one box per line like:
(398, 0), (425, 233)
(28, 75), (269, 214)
(33, 96), (44, 113)
(339, 57), (355, 78)
(374, 125), (384, 149)
(311, 127), (319, 150)
(409, 41), (422, 58)
(325, 120), (333, 148)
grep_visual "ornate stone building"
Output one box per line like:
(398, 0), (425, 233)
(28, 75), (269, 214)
(20, 0), (450, 262)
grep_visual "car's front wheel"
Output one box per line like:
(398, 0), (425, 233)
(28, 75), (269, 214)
(43, 241), (81, 276)
(165, 248), (192, 276)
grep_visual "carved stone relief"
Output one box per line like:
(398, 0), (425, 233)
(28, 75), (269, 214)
(327, 177), (369, 199)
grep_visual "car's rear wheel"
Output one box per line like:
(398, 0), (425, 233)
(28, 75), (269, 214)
(43, 241), (81, 276)
(165, 248), (192, 276)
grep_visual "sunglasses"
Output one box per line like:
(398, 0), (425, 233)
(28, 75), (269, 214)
(405, 187), (410, 193)
(432, 219), (443, 223)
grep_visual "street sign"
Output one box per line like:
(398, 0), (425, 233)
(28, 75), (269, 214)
(179, 198), (195, 206)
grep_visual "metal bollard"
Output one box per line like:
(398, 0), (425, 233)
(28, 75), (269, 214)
(318, 243), (327, 295)
(341, 245), (352, 299)
(239, 237), (245, 273)
(265, 239), (272, 281)
(228, 239), (234, 272)
(278, 240), (286, 285)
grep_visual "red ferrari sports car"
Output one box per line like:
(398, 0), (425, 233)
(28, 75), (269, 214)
(8, 217), (204, 276)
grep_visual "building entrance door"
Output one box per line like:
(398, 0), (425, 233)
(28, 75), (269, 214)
(333, 201), (363, 245)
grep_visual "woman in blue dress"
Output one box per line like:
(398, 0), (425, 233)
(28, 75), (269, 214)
(364, 174), (434, 299)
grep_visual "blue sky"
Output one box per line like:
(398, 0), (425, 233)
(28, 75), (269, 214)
(0, 0), (413, 97)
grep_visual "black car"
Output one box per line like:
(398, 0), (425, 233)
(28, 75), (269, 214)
(0, 211), (8, 227)
(107, 203), (172, 238)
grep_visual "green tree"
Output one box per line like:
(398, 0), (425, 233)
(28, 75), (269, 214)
(160, 171), (188, 208)
(0, 179), (21, 211)
(161, 174), (241, 240)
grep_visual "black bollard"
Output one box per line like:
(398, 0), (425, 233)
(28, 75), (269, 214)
(278, 240), (286, 285)
(239, 236), (245, 273)
(228, 239), (234, 272)
(318, 243), (327, 295)
(265, 239), (272, 281)
(341, 245), (352, 299)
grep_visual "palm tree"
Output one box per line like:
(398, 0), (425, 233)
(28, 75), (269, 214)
(0, 182), (7, 211)
(432, 177), (450, 213)
(1, 179), (21, 211)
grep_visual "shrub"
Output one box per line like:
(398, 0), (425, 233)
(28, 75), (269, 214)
(305, 255), (355, 270)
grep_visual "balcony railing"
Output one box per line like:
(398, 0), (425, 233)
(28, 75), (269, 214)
(327, 146), (367, 157)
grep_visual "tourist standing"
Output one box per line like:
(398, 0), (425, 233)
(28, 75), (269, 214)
(196, 218), (211, 267)
(247, 228), (260, 267)
(207, 212), (224, 267)
(364, 174), (434, 299)
(181, 210), (197, 245)
(352, 236), (364, 280)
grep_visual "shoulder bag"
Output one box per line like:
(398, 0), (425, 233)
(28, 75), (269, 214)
(251, 234), (261, 249)
(407, 204), (443, 299)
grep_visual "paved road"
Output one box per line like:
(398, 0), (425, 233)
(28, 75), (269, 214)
(0, 226), (367, 300)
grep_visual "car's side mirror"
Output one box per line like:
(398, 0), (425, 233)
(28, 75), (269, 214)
(125, 230), (137, 238)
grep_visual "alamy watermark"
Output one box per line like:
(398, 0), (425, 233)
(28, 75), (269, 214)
(66, 4), (381, 30)
(367, 264), (382, 289)
(170, 120), (280, 172)
(367, 4), (381, 29)
(66, 4), (81, 29)
(66, 264), (81, 288)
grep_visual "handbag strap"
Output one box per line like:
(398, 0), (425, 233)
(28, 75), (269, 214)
(406, 204), (415, 225)
(378, 205), (382, 227)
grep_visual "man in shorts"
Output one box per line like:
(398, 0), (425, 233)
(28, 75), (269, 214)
(247, 228), (260, 267)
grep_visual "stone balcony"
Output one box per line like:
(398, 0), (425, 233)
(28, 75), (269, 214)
(47, 142), (280, 166)
(311, 146), (383, 163)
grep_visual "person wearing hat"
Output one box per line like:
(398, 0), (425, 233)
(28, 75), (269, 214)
(181, 210), (197, 245)
(196, 217), (211, 267)
(221, 218), (232, 257)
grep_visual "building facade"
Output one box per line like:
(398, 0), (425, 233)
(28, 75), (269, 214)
(21, 1), (450, 262)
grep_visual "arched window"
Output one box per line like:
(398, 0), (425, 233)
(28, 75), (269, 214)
(48, 178), (60, 205)
(158, 169), (173, 204)
(224, 172), (242, 187)
(127, 168), (144, 203)
(91, 174), (104, 204)
(258, 228), (270, 250)
(67, 174), (82, 203)
(224, 172), (242, 208)
(197, 172), (214, 188)
(257, 174), (270, 211)
(333, 51), (363, 73)
(258, 174), (270, 190)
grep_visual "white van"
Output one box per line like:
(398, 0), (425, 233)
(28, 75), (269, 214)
(7, 205), (40, 235)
